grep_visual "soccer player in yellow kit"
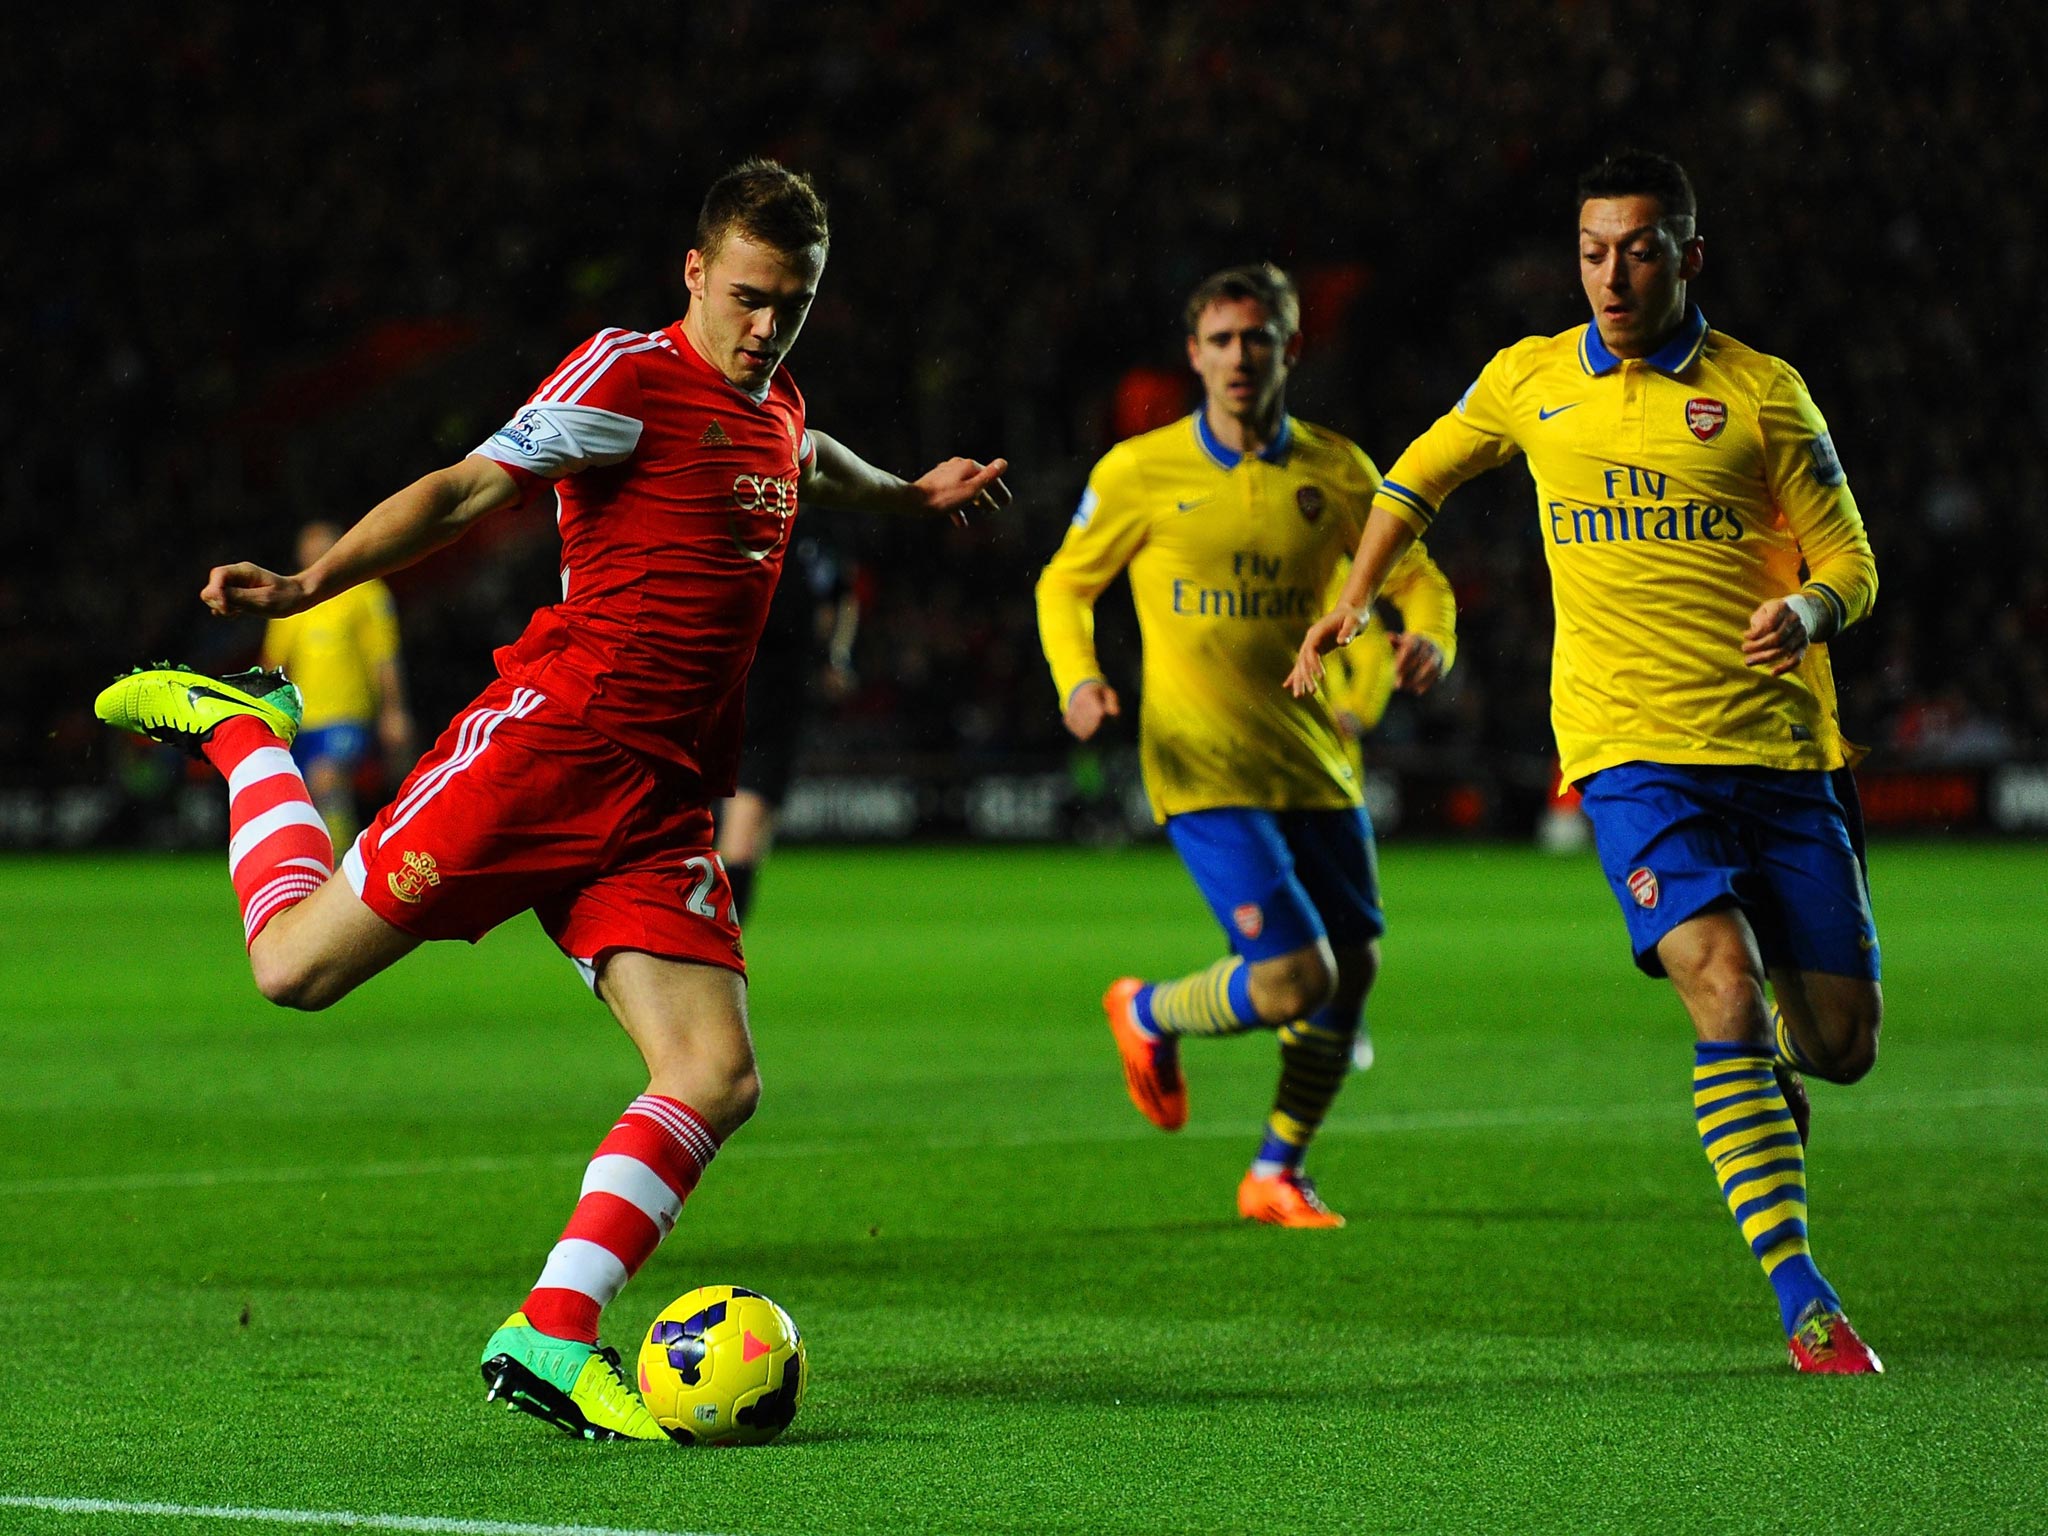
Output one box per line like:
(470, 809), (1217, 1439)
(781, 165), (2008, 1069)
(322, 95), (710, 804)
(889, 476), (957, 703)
(1038, 264), (1455, 1227)
(260, 520), (416, 847)
(1292, 153), (1883, 1371)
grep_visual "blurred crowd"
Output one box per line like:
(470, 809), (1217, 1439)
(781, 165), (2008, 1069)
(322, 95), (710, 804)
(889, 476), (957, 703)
(7, 0), (2042, 805)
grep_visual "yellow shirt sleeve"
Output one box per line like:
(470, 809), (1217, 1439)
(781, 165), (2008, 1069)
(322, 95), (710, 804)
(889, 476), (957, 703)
(1375, 346), (1528, 535)
(1760, 363), (1877, 632)
(1035, 445), (1151, 707)
(1380, 540), (1458, 673)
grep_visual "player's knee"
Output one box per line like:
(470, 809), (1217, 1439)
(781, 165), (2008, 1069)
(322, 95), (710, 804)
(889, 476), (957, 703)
(250, 949), (338, 1012)
(1815, 993), (1882, 1085)
(1688, 952), (1768, 1037)
(728, 1066), (762, 1129)
(1254, 948), (1338, 1023)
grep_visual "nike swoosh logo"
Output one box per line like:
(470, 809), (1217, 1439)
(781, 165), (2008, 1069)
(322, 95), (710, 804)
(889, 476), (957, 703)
(1176, 498), (1212, 512)
(1538, 403), (1581, 421)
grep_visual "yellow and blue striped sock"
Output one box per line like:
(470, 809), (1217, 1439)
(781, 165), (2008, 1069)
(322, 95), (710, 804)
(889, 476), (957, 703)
(1252, 1009), (1355, 1173)
(1693, 1041), (1839, 1332)
(1771, 1003), (1818, 1073)
(1136, 957), (1261, 1039)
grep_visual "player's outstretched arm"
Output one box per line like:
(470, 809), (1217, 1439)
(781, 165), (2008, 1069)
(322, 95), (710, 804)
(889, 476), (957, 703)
(1287, 508), (1419, 696)
(801, 431), (1010, 525)
(202, 457), (522, 619)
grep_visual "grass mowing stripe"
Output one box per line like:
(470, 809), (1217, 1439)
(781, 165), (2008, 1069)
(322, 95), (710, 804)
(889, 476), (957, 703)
(5, 1086), (2038, 1199)
(0, 1497), (723, 1536)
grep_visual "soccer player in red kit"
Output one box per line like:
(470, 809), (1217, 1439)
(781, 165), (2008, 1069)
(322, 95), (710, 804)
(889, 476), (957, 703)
(95, 160), (1009, 1441)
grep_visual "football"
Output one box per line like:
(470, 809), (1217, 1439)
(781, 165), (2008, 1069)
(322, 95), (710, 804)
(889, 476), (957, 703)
(637, 1285), (808, 1445)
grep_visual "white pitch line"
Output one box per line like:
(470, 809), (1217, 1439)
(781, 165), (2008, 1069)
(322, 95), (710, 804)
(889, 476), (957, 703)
(1, 1087), (2040, 1201)
(0, 1495), (726, 1536)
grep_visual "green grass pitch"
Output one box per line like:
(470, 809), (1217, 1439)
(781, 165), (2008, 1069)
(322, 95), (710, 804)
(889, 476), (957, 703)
(1, 842), (2044, 1535)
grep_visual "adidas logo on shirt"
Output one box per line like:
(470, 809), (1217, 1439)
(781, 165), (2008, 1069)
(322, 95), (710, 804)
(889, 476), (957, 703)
(699, 420), (733, 447)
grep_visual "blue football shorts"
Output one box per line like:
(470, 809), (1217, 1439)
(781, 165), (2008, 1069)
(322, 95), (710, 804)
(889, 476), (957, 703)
(1164, 806), (1384, 962)
(292, 722), (372, 773)
(1579, 762), (1880, 980)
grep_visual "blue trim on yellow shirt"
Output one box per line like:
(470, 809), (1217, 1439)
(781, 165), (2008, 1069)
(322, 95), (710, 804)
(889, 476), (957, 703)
(1580, 305), (1710, 377)
(1377, 479), (1437, 525)
(1192, 409), (1295, 469)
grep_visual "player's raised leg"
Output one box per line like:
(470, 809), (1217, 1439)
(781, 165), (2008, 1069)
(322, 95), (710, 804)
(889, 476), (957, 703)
(1104, 940), (1328, 1133)
(1106, 807), (1364, 1142)
(1770, 971), (1882, 1086)
(483, 951), (757, 1442)
(1660, 911), (1881, 1374)
(95, 664), (421, 1003)
(1761, 764), (1883, 1140)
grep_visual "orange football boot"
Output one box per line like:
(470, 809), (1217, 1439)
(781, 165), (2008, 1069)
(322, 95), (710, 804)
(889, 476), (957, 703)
(1787, 1304), (1883, 1375)
(1102, 977), (1186, 1131)
(1237, 1168), (1345, 1228)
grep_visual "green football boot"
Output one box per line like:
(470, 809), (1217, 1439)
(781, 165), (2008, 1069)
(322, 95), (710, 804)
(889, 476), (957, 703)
(94, 664), (304, 754)
(480, 1312), (670, 1442)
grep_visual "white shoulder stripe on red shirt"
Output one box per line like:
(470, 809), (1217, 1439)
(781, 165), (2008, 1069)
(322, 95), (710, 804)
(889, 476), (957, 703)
(540, 327), (632, 398)
(561, 334), (665, 405)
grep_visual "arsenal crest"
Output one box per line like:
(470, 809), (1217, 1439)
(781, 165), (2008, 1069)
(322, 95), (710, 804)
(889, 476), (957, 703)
(1626, 867), (1659, 910)
(1685, 397), (1727, 442)
(1296, 486), (1325, 523)
(1233, 902), (1265, 940)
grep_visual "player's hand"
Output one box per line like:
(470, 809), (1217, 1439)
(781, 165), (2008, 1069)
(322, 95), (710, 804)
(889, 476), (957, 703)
(202, 563), (312, 618)
(1391, 633), (1446, 694)
(1285, 605), (1365, 696)
(1742, 596), (1815, 676)
(912, 457), (1012, 527)
(1062, 680), (1121, 741)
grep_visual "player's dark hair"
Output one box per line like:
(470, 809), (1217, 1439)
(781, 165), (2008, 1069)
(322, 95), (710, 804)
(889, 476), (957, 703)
(1184, 263), (1301, 339)
(696, 158), (830, 260)
(1576, 151), (1698, 238)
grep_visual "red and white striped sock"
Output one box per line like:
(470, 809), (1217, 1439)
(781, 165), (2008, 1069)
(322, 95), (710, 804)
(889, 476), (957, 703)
(522, 1094), (721, 1344)
(201, 716), (334, 945)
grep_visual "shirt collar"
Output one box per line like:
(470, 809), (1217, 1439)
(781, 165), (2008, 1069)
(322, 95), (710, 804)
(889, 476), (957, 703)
(1193, 408), (1294, 469)
(670, 320), (776, 405)
(1579, 304), (1710, 377)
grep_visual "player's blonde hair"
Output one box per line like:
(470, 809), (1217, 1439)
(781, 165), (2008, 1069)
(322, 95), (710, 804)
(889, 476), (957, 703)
(696, 159), (830, 261)
(1184, 263), (1300, 340)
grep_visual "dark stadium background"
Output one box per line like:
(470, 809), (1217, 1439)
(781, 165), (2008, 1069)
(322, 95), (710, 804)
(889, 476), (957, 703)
(8, 1), (2043, 846)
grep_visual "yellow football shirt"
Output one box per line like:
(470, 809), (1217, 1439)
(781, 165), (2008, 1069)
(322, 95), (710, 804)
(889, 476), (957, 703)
(261, 579), (401, 730)
(1038, 411), (1451, 820)
(1374, 308), (1876, 783)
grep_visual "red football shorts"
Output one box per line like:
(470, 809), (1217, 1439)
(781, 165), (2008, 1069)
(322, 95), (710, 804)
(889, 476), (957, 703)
(341, 679), (744, 976)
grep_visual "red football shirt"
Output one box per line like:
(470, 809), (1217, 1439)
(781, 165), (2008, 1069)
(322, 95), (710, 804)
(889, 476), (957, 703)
(472, 323), (813, 793)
